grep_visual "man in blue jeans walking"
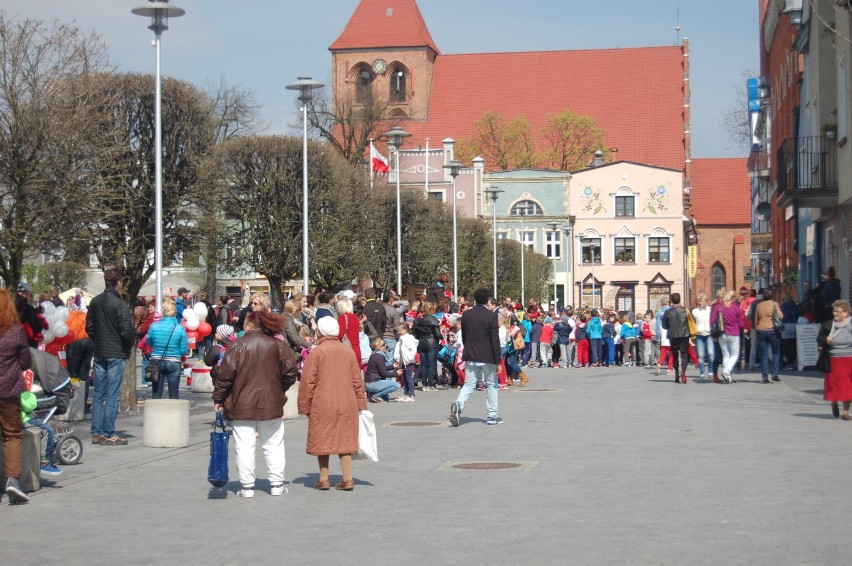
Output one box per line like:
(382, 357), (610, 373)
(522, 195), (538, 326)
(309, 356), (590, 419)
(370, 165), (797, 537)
(449, 288), (502, 426)
(86, 268), (136, 446)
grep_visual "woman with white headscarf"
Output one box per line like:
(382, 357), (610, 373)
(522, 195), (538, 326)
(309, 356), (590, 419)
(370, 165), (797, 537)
(298, 316), (368, 491)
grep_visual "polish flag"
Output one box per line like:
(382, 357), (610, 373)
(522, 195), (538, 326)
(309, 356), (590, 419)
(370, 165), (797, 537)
(370, 141), (389, 174)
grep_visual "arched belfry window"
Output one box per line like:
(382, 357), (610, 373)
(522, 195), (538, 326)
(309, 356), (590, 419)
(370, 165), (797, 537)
(389, 64), (408, 103)
(356, 69), (373, 104)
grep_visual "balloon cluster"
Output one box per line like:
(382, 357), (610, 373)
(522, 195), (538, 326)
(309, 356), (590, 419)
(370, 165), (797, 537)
(181, 302), (212, 347)
(40, 302), (75, 356)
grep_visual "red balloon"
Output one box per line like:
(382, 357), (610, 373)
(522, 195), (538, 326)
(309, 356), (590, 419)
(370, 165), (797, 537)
(197, 322), (212, 337)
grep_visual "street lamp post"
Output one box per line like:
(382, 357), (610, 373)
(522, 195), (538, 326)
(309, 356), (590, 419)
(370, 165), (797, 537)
(547, 221), (560, 314)
(484, 187), (503, 298)
(132, 0), (184, 314)
(286, 77), (324, 296)
(443, 160), (464, 300)
(383, 126), (411, 295)
(562, 221), (573, 309)
(517, 204), (531, 306)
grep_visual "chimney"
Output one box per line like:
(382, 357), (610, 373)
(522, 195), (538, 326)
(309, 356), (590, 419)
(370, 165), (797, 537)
(593, 150), (604, 167)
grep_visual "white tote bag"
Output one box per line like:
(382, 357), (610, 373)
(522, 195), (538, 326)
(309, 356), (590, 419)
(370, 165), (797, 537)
(354, 409), (378, 462)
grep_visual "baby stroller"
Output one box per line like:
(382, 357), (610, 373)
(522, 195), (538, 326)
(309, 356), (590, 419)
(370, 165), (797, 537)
(26, 348), (84, 466)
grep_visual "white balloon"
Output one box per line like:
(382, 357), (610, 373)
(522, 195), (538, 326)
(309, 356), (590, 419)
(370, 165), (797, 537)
(186, 317), (200, 331)
(193, 302), (209, 319)
(42, 330), (55, 344)
(182, 309), (197, 321)
(52, 321), (69, 338)
(54, 306), (69, 322)
(41, 302), (56, 318)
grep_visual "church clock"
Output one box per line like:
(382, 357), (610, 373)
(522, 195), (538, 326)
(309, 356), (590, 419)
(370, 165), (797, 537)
(371, 59), (388, 75)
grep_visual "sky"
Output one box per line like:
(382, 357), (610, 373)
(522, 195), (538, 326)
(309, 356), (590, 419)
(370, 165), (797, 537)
(3, 0), (759, 158)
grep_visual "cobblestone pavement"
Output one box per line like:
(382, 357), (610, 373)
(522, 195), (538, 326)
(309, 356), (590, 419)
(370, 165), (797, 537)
(4, 364), (850, 565)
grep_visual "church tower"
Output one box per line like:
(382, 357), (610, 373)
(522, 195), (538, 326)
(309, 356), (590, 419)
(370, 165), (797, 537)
(329, 0), (439, 121)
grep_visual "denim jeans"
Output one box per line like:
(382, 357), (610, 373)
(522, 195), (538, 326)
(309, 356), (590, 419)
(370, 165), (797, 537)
(603, 337), (615, 365)
(505, 349), (523, 377)
(141, 353), (151, 385)
(416, 346), (439, 387)
(694, 335), (715, 376)
(589, 338), (602, 364)
(365, 378), (400, 401)
(382, 338), (397, 367)
(456, 362), (498, 420)
(718, 334), (740, 376)
(91, 356), (126, 437)
(402, 364), (416, 397)
(521, 343), (531, 365)
(152, 360), (182, 400)
(26, 418), (56, 463)
(757, 330), (781, 380)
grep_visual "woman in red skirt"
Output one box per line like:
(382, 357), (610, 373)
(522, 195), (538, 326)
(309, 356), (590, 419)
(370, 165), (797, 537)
(818, 300), (852, 419)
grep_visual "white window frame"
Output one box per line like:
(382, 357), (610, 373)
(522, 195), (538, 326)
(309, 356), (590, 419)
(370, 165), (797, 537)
(545, 231), (562, 260)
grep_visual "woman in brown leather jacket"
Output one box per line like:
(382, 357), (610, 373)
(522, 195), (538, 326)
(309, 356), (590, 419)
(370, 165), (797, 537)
(213, 311), (298, 498)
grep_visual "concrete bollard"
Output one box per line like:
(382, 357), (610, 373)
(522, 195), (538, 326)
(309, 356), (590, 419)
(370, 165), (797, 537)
(143, 399), (190, 448)
(0, 426), (41, 493)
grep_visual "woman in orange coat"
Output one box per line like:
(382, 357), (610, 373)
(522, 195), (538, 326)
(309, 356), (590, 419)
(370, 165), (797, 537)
(298, 316), (368, 491)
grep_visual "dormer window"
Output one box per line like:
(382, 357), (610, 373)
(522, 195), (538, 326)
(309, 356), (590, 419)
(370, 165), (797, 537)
(391, 70), (407, 103)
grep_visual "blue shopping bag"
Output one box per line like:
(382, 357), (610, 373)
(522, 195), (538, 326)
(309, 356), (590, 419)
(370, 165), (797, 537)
(208, 411), (230, 487)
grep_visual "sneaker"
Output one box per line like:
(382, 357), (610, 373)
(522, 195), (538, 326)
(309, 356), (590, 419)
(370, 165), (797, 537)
(368, 395), (385, 403)
(238, 487), (255, 498)
(40, 463), (63, 477)
(5, 478), (28, 504)
(100, 435), (128, 445)
(772, 376), (781, 382)
(486, 416), (504, 425)
(498, 384), (508, 391)
(270, 484), (288, 496)
(449, 402), (460, 427)
(91, 434), (103, 445)
(666, 369), (674, 375)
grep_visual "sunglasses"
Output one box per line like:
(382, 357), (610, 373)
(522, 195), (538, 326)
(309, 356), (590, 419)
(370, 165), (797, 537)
(251, 301), (260, 306)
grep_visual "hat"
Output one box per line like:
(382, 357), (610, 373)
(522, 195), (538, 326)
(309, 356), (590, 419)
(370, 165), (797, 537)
(545, 317), (552, 324)
(216, 324), (235, 341)
(177, 287), (189, 296)
(16, 282), (32, 293)
(316, 316), (340, 337)
(338, 289), (356, 299)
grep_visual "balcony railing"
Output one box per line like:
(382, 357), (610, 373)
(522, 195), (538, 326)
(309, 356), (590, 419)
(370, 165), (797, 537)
(747, 144), (770, 178)
(776, 135), (838, 208)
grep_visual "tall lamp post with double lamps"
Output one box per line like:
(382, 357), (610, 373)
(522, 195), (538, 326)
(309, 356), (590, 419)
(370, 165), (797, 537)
(517, 203), (532, 306)
(484, 187), (503, 298)
(286, 77), (324, 296)
(444, 160), (464, 300)
(132, 0), (184, 314)
(384, 127), (411, 295)
(547, 221), (561, 313)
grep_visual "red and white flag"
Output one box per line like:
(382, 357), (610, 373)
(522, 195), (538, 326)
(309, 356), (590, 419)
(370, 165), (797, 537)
(370, 141), (389, 174)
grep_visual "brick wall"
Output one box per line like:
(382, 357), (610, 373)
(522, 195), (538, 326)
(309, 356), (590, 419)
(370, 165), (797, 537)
(691, 225), (752, 298)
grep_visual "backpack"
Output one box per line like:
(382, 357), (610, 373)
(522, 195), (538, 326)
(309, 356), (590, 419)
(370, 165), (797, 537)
(216, 306), (233, 325)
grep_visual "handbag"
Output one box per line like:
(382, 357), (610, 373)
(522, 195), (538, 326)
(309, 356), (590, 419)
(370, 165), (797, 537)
(711, 310), (725, 339)
(686, 309), (697, 338)
(207, 411), (230, 487)
(772, 304), (785, 332)
(816, 348), (832, 373)
(512, 329), (525, 351)
(353, 409), (378, 462)
(145, 322), (178, 389)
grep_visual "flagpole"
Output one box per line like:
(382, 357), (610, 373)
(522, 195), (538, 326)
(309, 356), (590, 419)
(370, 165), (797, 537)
(369, 138), (374, 191)
(424, 138), (429, 198)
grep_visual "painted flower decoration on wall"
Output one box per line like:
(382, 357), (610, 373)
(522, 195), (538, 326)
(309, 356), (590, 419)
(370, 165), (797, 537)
(644, 185), (669, 214)
(581, 186), (606, 215)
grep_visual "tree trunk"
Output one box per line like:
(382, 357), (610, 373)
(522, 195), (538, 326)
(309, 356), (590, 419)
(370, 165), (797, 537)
(119, 345), (138, 411)
(267, 276), (285, 311)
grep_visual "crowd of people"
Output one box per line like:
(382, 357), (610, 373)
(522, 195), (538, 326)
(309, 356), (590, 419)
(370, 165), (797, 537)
(2, 266), (851, 504)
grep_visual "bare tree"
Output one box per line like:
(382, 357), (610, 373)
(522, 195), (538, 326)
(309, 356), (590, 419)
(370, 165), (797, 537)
(0, 14), (114, 287)
(80, 73), (215, 304)
(541, 110), (607, 170)
(204, 74), (264, 144)
(719, 70), (754, 153)
(306, 88), (396, 164)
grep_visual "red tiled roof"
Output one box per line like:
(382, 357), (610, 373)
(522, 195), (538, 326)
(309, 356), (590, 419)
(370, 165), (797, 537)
(330, 0), (439, 54)
(396, 47), (686, 171)
(690, 158), (751, 225)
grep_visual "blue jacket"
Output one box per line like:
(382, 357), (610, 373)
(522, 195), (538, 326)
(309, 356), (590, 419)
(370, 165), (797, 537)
(522, 320), (532, 343)
(586, 317), (603, 339)
(147, 317), (189, 359)
(176, 298), (186, 321)
(620, 322), (639, 339)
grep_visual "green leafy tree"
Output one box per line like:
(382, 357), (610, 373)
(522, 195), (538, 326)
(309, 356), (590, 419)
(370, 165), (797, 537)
(495, 239), (553, 305)
(455, 111), (538, 170)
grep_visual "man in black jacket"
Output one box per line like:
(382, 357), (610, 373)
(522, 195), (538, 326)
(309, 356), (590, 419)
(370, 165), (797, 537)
(86, 268), (135, 445)
(363, 288), (387, 339)
(662, 292), (690, 384)
(449, 288), (503, 426)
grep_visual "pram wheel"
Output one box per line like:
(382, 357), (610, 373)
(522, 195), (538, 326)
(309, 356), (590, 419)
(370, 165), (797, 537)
(57, 434), (83, 465)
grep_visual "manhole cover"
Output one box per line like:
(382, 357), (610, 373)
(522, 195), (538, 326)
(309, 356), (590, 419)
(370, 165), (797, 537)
(514, 388), (559, 392)
(388, 421), (444, 427)
(453, 462), (522, 470)
(439, 460), (538, 472)
(676, 429), (696, 433)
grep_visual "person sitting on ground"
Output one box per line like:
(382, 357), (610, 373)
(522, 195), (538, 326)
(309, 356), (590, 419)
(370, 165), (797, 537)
(364, 338), (401, 403)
